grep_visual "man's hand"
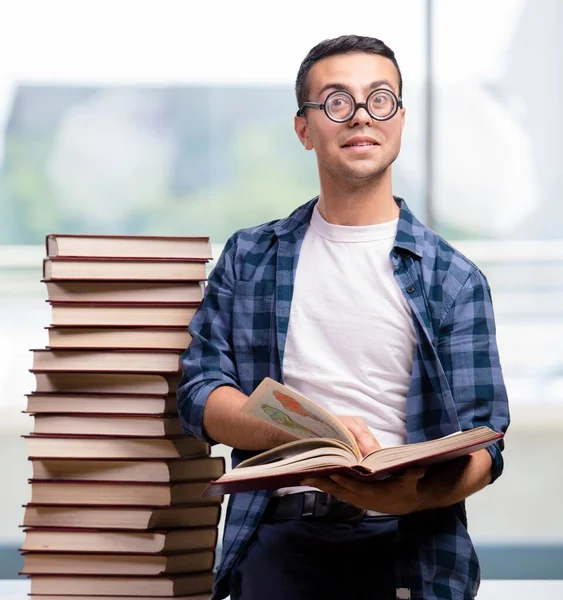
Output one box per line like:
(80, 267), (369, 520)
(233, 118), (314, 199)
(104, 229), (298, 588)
(337, 415), (381, 457)
(302, 449), (494, 514)
(301, 468), (427, 514)
(310, 416), (426, 513)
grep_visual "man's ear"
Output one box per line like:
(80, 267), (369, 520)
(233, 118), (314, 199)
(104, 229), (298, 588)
(294, 115), (314, 150)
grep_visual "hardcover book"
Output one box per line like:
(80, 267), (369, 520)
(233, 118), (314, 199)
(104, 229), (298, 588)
(28, 573), (213, 596)
(43, 257), (207, 281)
(46, 234), (212, 260)
(204, 378), (504, 496)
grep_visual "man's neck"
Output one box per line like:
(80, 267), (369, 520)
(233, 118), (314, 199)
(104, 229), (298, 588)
(316, 171), (399, 226)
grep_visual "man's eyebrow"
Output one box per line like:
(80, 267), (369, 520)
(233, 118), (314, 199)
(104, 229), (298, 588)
(316, 79), (397, 99)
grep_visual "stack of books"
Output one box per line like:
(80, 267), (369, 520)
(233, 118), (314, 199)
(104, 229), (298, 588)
(20, 234), (224, 600)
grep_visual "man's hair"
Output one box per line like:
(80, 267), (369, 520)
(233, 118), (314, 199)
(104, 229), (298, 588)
(295, 35), (403, 109)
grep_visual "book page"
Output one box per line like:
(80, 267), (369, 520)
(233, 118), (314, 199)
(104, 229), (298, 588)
(222, 447), (357, 481)
(360, 426), (501, 471)
(236, 437), (355, 469)
(241, 378), (357, 450)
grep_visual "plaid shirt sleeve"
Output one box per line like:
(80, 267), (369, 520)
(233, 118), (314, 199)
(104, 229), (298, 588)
(438, 267), (510, 483)
(177, 233), (243, 445)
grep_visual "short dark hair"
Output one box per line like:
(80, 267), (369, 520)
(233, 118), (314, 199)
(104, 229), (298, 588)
(295, 35), (403, 109)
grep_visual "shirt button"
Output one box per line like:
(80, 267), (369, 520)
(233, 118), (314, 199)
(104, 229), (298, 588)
(407, 286), (415, 293)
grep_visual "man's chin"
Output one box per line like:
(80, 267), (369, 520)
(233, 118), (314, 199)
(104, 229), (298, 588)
(341, 163), (388, 182)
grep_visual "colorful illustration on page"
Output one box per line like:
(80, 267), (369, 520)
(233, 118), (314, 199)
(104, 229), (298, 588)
(260, 404), (319, 437)
(272, 390), (343, 439)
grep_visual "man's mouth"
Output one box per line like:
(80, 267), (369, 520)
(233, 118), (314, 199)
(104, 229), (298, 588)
(343, 142), (378, 148)
(341, 137), (379, 148)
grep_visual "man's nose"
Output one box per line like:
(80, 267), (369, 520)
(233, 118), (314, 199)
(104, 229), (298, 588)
(348, 103), (372, 127)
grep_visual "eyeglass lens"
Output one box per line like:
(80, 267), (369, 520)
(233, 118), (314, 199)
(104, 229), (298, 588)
(325, 90), (397, 121)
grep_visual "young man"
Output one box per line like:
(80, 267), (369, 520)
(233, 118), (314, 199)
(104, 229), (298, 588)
(178, 35), (510, 600)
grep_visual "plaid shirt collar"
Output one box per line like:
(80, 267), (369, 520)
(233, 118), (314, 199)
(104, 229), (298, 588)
(273, 195), (425, 258)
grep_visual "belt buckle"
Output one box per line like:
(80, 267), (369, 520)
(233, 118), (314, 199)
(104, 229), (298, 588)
(340, 507), (366, 522)
(326, 494), (366, 522)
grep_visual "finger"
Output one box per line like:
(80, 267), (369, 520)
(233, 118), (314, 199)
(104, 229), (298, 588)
(345, 419), (381, 455)
(300, 477), (343, 495)
(355, 431), (381, 456)
(329, 474), (371, 494)
(403, 467), (426, 480)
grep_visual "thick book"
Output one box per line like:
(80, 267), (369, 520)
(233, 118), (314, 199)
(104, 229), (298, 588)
(29, 596), (211, 600)
(31, 349), (181, 374)
(32, 414), (184, 437)
(47, 326), (192, 350)
(22, 550), (215, 575)
(23, 504), (221, 530)
(45, 280), (204, 304)
(30, 457), (225, 483)
(46, 234), (212, 260)
(50, 303), (198, 327)
(46, 326), (192, 351)
(29, 573), (213, 597)
(43, 257), (207, 281)
(24, 435), (209, 460)
(28, 480), (222, 507)
(25, 393), (177, 415)
(21, 527), (218, 553)
(32, 372), (181, 395)
(204, 378), (504, 496)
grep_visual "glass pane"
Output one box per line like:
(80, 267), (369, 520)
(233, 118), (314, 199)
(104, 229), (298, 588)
(434, 0), (563, 556)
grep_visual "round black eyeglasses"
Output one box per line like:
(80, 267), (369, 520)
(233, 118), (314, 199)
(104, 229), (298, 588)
(296, 89), (403, 123)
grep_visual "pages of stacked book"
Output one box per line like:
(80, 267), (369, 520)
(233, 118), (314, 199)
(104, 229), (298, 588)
(45, 280), (204, 304)
(50, 304), (198, 327)
(26, 393), (177, 415)
(23, 504), (221, 530)
(32, 373), (181, 395)
(30, 457), (225, 482)
(44, 258), (207, 281)
(47, 327), (192, 350)
(29, 573), (213, 596)
(32, 415), (184, 437)
(24, 435), (208, 460)
(46, 234), (212, 260)
(22, 550), (215, 575)
(21, 528), (218, 553)
(28, 481), (221, 506)
(31, 349), (181, 373)
(29, 596), (211, 600)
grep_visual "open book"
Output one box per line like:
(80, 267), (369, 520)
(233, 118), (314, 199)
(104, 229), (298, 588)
(204, 378), (503, 496)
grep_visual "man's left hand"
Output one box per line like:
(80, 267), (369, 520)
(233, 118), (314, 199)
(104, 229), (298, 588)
(301, 468), (427, 515)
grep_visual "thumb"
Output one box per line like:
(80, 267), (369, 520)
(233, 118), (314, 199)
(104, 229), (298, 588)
(404, 467), (426, 480)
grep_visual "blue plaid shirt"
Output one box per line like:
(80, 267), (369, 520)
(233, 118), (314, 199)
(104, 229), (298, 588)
(178, 197), (509, 600)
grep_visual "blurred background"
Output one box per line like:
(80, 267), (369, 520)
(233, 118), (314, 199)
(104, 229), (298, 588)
(1, 0), (562, 581)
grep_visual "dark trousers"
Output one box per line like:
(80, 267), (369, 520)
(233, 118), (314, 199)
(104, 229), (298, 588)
(230, 516), (399, 600)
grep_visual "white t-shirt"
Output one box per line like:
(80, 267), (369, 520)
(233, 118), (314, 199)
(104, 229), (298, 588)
(277, 204), (416, 495)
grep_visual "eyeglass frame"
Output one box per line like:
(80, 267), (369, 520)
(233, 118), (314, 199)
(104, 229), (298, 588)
(296, 88), (403, 123)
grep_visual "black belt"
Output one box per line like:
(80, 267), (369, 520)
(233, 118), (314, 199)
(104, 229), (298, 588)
(263, 492), (381, 522)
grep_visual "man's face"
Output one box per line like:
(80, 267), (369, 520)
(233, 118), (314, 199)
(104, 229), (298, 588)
(295, 52), (405, 184)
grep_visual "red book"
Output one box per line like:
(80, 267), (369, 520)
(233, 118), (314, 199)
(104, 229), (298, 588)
(28, 572), (213, 597)
(43, 257), (208, 281)
(49, 303), (198, 327)
(44, 280), (204, 304)
(203, 378), (504, 496)
(31, 349), (181, 374)
(46, 233), (212, 260)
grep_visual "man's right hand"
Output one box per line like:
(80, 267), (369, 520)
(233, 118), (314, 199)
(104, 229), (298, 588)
(337, 415), (381, 457)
